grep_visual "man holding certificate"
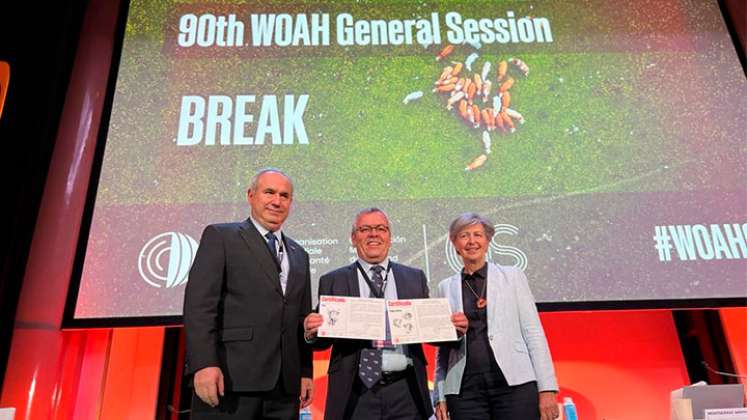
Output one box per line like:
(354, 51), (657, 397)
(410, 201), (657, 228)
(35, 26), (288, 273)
(304, 208), (467, 420)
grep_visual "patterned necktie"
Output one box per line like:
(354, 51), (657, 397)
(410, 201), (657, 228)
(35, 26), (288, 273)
(264, 231), (278, 263)
(359, 265), (385, 388)
(371, 265), (385, 297)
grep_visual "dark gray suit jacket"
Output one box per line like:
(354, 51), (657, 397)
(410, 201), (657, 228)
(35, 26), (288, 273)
(183, 219), (312, 394)
(313, 262), (434, 420)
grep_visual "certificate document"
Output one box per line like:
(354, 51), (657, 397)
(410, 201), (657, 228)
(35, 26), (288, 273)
(317, 295), (386, 340)
(387, 298), (458, 344)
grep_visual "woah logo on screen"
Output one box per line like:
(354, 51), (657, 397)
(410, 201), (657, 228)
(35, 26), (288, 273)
(138, 232), (198, 288)
(445, 224), (528, 273)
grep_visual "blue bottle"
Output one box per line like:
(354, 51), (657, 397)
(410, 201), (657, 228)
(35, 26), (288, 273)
(563, 397), (578, 420)
(299, 406), (312, 420)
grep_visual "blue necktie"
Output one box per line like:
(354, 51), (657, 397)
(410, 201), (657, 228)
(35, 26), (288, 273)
(264, 231), (279, 263)
(359, 265), (385, 388)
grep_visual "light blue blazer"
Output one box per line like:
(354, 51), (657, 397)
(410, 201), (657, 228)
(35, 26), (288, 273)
(433, 263), (558, 404)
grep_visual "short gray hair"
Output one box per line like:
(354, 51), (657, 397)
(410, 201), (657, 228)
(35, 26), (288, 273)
(351, 207), (390, 234)
(448, 212), (495, 242)
(248, 167), (293, 193)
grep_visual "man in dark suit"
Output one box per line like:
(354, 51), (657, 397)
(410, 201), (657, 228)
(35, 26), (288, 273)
(183, 168), (313, 419)
(303, 208), (467, 420)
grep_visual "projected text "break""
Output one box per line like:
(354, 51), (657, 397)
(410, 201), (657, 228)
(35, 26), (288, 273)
(176, 94), (309, 146)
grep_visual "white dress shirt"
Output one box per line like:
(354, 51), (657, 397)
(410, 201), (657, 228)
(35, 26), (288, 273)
(356, 258), (410, 372)
(250, 215), (290, 294)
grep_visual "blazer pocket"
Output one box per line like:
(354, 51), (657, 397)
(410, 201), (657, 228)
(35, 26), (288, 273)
(220, 327), (253, 342)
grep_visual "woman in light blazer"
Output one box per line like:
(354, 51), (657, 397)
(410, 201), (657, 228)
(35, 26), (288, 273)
(433, 213), (559, 420)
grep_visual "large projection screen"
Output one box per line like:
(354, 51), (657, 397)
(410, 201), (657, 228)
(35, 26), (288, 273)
(67, 0), (747, 323)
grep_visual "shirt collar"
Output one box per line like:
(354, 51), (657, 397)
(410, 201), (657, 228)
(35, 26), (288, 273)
(357, 258), (390, 273)
(461, 262), (488, 280)
(249, 215), (282, 241)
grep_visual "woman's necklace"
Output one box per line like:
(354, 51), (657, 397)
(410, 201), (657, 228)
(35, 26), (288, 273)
(463, 273), (487, 309)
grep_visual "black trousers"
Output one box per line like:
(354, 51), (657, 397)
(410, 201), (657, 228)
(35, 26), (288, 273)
(445, 372), (539, 420)
(343, 369), (426, 420)
(190, 376), (299, 420)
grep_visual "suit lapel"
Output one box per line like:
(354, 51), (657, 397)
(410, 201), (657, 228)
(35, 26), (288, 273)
(284, 237), (302, 296)
(390, 262), (410, 300)
(346, 263), (361, 297)
(451, 274), (464, 312)
(238, 219), (283, 296)
(487, 263), (504, 332)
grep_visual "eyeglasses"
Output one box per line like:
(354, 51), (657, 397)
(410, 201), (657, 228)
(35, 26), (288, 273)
(356, 225), (390, 234)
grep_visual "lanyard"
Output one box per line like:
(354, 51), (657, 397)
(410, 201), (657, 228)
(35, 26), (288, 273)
(355, 261), (391, 299)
